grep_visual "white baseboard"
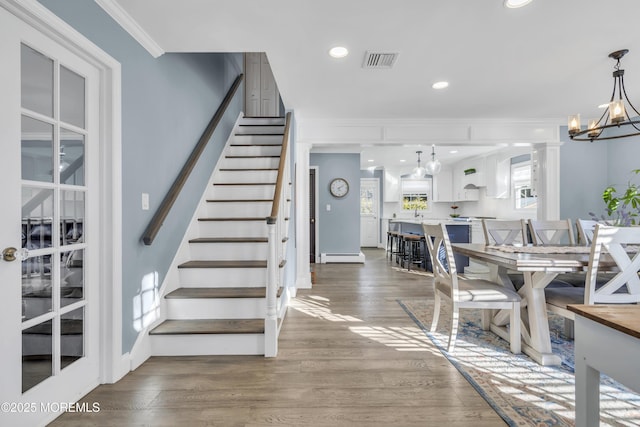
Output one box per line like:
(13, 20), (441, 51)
(320, 252), (366, 264)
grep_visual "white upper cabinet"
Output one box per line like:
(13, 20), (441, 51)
(384, 166), (402, 202)
(432, 167), (454, 202)
(485, 154), (511, 199)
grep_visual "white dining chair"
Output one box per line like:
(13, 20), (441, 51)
(482, 219), (529, 245)
(528, 219), (576, 246)
(545, 224), (640, 335)
(576, 218), (598, 246)
(423, 223), (521, 354)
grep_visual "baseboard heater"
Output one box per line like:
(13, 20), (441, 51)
(320, 252), (365, 264)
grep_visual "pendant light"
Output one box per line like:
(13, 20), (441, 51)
(413, 151), (426, 177)
(424, 144), (442, 175)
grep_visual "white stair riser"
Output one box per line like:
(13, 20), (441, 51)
(240, 117), (284, 126)
(232, 134), (283, 145)
(198, 220), (267, 237)
(223, 157), (280, 169)
(151, 334), (265, 356)
(189, 242), (268, 260)
(215, 170), (278, 183)
(206, 201), (271, 217)
(209, 185), (274, 200)
(227, 145), (281, 156)
(178, 267), (266, 287)
(236, 125), (284, 135)
(166, 298), (275, 319)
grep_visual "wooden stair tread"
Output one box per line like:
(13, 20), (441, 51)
(166, 287), (282, 299)
(206, 199), (273, 203)
(213, 182), (275, 186)
(189, 237), (268, 243)
(234, 133), (283, 137)
(198, 217), (266, 221)
(225, 155), (280, 158)
(179, 260), (267, 269)
(150, 319), (264, 335)
(219, 168), (278, 171)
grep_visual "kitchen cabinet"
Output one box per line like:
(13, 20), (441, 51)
(384, 167), (401, 202)
(432, 168), (454, 202)
(485, 154), (510, 198)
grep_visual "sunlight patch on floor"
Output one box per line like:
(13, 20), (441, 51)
(290, 295), (362, 322)
(431, 331), (640, 427)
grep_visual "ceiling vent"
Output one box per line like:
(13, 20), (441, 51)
(362, 51), (399, 69)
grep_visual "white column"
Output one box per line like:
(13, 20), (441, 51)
(295, 142), (312, 289)
(533, 142), (563, 220)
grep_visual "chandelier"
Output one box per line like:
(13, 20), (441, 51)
(425, 144), (442, 175)
(568, 49), (640, 142)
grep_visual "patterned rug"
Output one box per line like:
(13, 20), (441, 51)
(399, 299), (640, 427)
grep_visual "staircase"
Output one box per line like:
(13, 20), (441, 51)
(149, 116), (290, 356)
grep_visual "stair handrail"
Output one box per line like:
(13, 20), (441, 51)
(265, 111), (292, 357)
(267, 111), (292, 225)
(142, 73), (244, 246)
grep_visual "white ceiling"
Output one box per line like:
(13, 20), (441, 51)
(109, 0), (640, 166)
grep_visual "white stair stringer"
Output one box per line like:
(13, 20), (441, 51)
(149, 116), (288, 357)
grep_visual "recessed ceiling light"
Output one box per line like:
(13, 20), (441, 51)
(399, 159), (406, 162)
(504, 0), (533, 8)
(368, 159), (374, 162)
(432, 81), (449, 90)
(598, 103), (609, 109)
(449, 150), (458, 154)
(329, 46), (349, 58)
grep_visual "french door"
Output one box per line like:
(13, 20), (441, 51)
(0, 6), (100, 426)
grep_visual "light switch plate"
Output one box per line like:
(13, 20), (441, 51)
(142, 193), (150, 210)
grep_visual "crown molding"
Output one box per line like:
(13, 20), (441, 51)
(95, 0), (164, 58)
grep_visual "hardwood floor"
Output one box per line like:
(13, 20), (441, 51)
(51, 248), (505, 426)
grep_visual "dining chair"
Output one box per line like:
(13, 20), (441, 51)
(423, 223), (521, 354)
(576, 218), (598, 246)
(482, 219), (529, 245)
(545, 224), (640, 336)
(528, 219), (576, 246)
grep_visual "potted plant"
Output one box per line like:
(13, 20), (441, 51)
(450, 205), (460, 218)
(590, 169), (640, 226)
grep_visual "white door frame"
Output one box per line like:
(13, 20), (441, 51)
(1, 0), (125, 384)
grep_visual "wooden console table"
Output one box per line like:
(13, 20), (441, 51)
(567, 304), (640, 427)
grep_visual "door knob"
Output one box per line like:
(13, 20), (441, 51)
(2, 247), (18, 262)
(2, 247), (28, 262)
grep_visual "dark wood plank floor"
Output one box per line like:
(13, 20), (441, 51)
(50, 248), (505, 426)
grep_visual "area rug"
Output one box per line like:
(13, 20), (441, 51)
(399, 299), (640, 427)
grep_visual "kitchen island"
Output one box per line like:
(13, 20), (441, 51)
(389, 219), (470, 271)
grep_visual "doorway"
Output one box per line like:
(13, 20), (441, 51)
(360, 178), (380, 247)
(309, 167), (318, 263)
(0, 3), (118, 425)
(244, 52), (280, 117)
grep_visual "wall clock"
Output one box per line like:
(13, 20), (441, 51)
(329, 178), (349, 198)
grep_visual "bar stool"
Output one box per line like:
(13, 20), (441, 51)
(401, 233), (424, 270)
(387, 230), (402, 261)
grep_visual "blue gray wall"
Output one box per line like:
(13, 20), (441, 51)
(39, 0), (243, 352)
(560, 126), (640, 222)
(310, 153), (361, 254)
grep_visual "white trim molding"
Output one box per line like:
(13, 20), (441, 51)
(297, 117), (561, 146)
(95, 0), (165, 58)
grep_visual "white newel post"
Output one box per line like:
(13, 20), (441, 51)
(265, 221), (278, 357)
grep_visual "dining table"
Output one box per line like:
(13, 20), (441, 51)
(450, 243), (599, 366)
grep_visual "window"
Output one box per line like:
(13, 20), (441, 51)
(511, 158), (536, 209)
(401, 177), (432, 211)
